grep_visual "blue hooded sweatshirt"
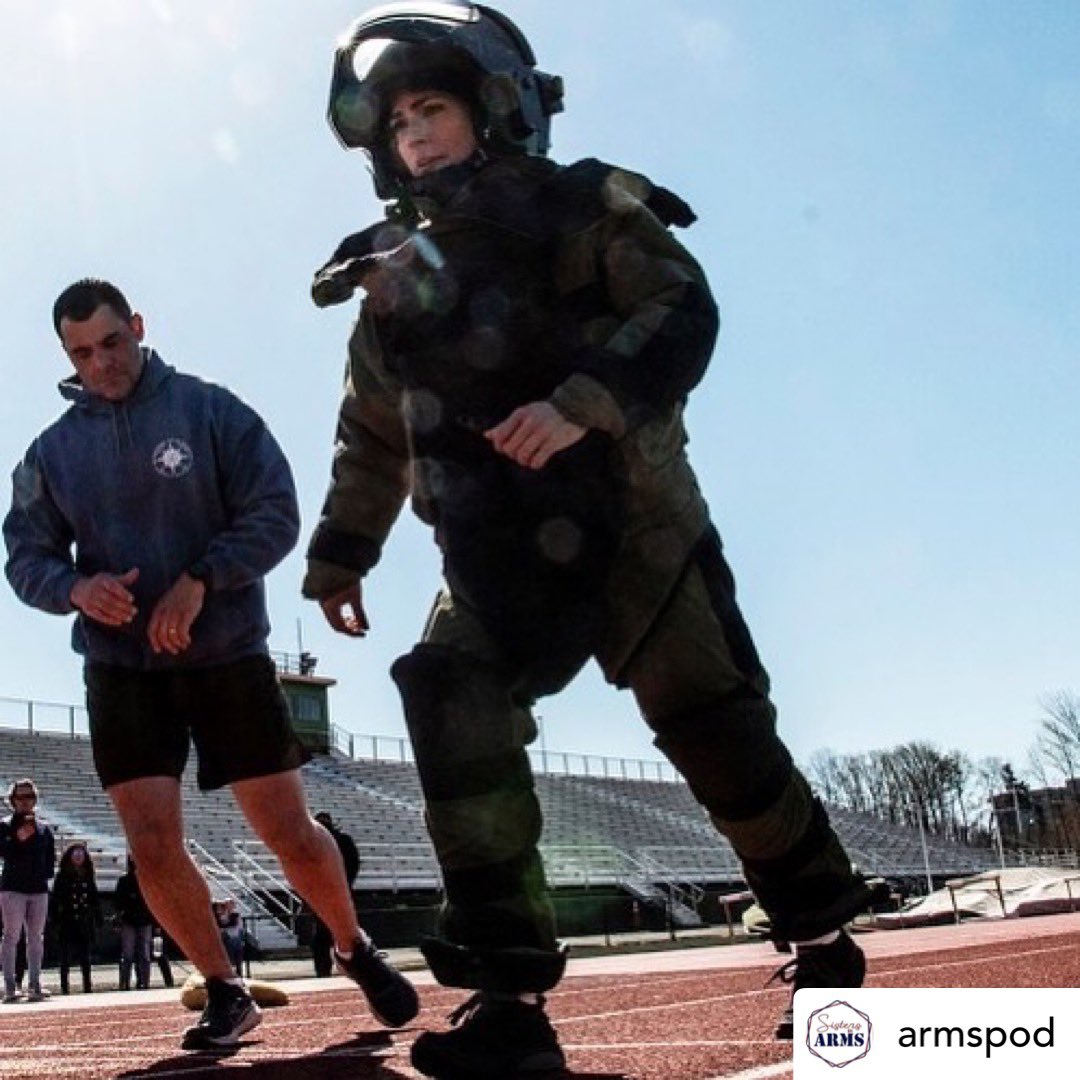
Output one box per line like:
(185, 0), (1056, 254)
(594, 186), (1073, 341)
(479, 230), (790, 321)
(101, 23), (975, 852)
(3, 349), (299, 669)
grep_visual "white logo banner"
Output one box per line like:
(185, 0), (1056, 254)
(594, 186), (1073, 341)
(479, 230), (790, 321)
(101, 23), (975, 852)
(794, 987), (1079, 1077)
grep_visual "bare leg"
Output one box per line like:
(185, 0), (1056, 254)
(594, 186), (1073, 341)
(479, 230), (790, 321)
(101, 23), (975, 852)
(231, 770), (360, 951)
(107, 777), (234, 981)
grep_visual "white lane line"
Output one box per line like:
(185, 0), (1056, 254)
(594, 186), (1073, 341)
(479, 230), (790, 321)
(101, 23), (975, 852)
(3, 937), (1075, 1075)
(0, 1032), (398, 1056)
(564, 1041), (782, 1048)
(1, 938), (1048, 1054)
(552, 940), (1080, 1025)
(0, 1045), (403, 1079)
(864, 940), (1080, 978)
(708, 1063), (792, 1080)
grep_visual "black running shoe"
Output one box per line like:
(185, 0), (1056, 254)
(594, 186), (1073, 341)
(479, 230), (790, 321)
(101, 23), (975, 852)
(335, 938), (420, 1028)
(769, 930), (866, 1039)
(411, 992), (566, 1079)
(181, 977), (262, 1050)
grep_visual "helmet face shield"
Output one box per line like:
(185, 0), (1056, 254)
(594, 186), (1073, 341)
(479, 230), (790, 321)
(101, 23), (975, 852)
(328, 1), (564, 194)
(352, 39), (397, 82)
(330, 37), (484, 152)
(330, 37), (407, 151)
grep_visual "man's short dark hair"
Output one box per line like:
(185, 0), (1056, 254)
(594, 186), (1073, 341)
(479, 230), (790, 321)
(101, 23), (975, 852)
(52, 278), (133, 338)
(7, 777), (38, 806)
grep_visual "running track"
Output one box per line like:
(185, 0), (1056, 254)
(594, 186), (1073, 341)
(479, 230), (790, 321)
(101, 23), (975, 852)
(3, 913), (1079, 1079)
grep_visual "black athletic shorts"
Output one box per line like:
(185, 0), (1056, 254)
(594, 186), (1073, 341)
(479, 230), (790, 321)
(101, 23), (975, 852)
(84, 653), (310, 791)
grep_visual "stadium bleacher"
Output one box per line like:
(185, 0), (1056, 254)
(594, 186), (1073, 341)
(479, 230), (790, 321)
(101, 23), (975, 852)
(1, 725), (1009, 900)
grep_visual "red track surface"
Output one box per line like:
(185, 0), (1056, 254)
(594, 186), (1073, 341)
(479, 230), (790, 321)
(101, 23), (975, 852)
(3, 913), (1080, 1079)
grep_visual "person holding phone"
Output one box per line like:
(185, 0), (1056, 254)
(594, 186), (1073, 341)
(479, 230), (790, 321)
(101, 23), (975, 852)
(0, 779), (56, 1003)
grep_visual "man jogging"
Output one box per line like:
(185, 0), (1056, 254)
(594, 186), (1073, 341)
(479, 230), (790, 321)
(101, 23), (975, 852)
(4, 278), (418, 1050)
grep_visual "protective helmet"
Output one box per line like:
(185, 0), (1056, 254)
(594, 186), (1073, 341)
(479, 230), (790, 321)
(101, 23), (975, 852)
(328, 1), (564, 197)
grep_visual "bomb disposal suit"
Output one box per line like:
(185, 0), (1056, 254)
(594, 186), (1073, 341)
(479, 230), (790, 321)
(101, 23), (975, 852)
(303, 1), (868, 994)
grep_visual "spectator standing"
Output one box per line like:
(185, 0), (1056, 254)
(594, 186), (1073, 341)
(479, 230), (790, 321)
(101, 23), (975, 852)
(50, 841), (102, 994)
(152, 927), (175, 988)
(310, 812), (360, 977)
(114, 857), (153, 991)
(1, 779), (56, 1003)
(213, 899), (246, 977)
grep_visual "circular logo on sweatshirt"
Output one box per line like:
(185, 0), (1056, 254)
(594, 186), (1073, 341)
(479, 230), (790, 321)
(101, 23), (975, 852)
(152, 438), (194, 478)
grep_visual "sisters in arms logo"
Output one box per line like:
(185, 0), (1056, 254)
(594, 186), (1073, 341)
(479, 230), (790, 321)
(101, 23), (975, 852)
(806, 1000), (872, 1068)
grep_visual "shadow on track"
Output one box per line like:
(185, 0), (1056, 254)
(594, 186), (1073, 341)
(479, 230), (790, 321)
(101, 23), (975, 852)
(117, 1030), (411, 1078)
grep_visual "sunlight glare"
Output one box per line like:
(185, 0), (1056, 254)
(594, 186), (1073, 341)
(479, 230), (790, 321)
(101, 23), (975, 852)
(150, 0), (175, 25)
(212, 128), (241, 165)
(231, 63), (274, 109)
(48, 10), (82, 60)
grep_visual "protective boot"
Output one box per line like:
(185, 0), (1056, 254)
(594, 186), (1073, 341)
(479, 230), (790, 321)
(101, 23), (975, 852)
(411, 992), (565, 1079)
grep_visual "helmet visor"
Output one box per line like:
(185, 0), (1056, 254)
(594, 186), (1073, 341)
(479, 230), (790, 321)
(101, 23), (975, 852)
(327, 2), (559, 159)
(331, 39), (482, 150)
(330, 3), (481, 148)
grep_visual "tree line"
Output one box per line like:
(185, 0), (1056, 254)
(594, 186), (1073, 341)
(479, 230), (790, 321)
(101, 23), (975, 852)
(806, 690), (1080, 850)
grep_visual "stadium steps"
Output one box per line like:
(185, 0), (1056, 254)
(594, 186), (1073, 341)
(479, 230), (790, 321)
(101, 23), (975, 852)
(0, 726), (1012, 896)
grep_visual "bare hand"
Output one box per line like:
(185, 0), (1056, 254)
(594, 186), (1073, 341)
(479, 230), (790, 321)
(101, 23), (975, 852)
(147, 573), (206, 655)
(70, 568), (139, 626)
(319, 582), (369, 637)
(485, 402), (587, 469)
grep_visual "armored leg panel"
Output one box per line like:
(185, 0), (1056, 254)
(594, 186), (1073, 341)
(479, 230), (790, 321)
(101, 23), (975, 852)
(624, 528), (868, 940)
(392, 643), (558, 964)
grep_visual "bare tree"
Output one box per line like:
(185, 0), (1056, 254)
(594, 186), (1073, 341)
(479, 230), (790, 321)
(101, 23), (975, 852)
(1035, 690), (1080, 782)
(1026, 746), (1079, 849)
(810, 742), (983, 841)
(1029, 691), (1080, 849)
(807, 749), (843, 806)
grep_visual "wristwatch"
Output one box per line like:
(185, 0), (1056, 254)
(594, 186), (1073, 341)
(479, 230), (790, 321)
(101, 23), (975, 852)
(187, 560), (213, 591)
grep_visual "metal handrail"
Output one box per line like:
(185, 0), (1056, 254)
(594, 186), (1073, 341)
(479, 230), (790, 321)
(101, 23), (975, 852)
(229, 841), (305, 931)
(185, 839), (293, 933)
(635, 850), (706, 911)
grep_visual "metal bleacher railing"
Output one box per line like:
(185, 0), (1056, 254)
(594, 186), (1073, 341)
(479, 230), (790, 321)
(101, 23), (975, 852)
(0, 695), (88, 737)
(328, 723), (678, 782)
(0, 692), (678, 783)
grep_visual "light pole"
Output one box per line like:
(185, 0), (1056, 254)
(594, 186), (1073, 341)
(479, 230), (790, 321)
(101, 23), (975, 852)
(986, 796), (1007, 871)
(913, 797), (934, 895)
(1010, 784), (1025, 842)
(991, 809), (1006, 870)
(536, 713), (548, 774)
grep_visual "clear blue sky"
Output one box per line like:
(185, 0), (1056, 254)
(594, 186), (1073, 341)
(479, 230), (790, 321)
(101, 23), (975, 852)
(1, 1), (1077, 777)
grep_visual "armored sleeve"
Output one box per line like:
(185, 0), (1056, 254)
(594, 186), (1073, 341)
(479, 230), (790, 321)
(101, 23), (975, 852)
(302, 312), (411, 599)
(550, 177), (720, 436)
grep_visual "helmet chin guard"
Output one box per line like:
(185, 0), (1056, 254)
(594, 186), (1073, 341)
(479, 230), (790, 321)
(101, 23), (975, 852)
(328, 2), (564, 197)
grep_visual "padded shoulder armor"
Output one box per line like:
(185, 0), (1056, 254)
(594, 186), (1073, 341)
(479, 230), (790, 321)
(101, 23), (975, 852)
(547, 157), (698, 232)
